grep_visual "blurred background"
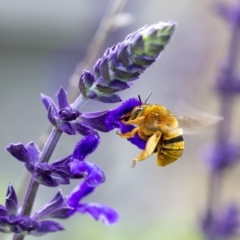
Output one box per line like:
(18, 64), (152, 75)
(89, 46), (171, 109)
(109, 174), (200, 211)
(1, 0), (240, 239)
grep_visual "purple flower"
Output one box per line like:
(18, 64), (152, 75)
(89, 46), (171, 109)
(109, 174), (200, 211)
(41, 87), (80, 134)
(201, 204), (240, 239)
(203, 142), (240, 172)
(6, 123), (104, 187)
(80, 98), (146, 150)
(66, 181), (119, 225)
(0, 183), (64, 236)
(33, 181), (119, 226)
(79, 21), (176, 103)
(215, 2), (240, 26)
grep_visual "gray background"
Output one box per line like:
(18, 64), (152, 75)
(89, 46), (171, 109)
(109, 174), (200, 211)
(1, 0), (240, 240)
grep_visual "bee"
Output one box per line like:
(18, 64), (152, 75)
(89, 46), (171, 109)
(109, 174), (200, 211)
(117, 93), (222, 167)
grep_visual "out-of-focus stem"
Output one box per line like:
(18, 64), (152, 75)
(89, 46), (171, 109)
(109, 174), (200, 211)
(205, 20), (240, 239)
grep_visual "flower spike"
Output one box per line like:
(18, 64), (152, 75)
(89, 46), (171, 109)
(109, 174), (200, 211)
(79, 21), (176, 103)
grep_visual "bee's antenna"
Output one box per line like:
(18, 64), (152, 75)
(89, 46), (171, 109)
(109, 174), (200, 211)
(138, 95), (142, 105)
(144, 91), (152, 104)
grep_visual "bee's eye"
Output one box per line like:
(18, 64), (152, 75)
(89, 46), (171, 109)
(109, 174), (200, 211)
(130, 107), (142, 119)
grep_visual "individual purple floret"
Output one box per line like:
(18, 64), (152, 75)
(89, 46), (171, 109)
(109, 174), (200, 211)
(0, 183), (64, 236)
(33, 181), (119, 225)
(79, 21), (176, 103)
(41, 87), (81, 134)
(201, 204), (240, 239)
(6, 123), (105, 187)
(79, 98), (146, 150)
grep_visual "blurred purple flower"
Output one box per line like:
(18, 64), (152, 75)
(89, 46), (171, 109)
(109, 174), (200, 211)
(215, 2), (240, 26)
(41, 87), (80, 135)
(79, 21), (176, 103)
(201, 204), (240, 239)
(203, 142), (240, 172)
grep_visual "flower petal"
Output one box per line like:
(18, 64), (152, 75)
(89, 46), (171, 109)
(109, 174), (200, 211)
(67, 181), (95, 212)
(47, 105), (58, 126)
(70, 160), (105, 187)
(56, 87), (69, 109)
(72, 125), (100, 160)
(79, 110), (110, 132)
(26, 142), (40, 163)
(6, 143), (31, 163)
(40, 93), (56, 111)
(81, 98), (140, 132)
(34, 190), (73, 220)
(76, 203), (119, 225)
(5, 183), (18, 215)
(30, 220), (64, 236)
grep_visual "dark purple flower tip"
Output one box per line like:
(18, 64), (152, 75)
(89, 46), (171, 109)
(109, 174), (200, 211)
(67, 181), (95, 211)
(18, 216), (39, 232)
(41, 93), (57, 111)
(33, 162), (70, 187)
(72, 124), (100, 161)
(59, 107), (81, 121)
(30, 220), (64, 236)
(6, 142), (40, 165)
(6, 143), (30, 163)
(5, 183), (18, 215)
(56, 87), (69, 109)
(78, 70), (96, 97)
(70, 160), (105, 187)
(76, 203), (119, 225)
(215, 2), (240, 26)
(201, 204), (240, 239)
(203, 142), (240, 172)
(34, 190), (73, 220)
(80, 98), (140, 132)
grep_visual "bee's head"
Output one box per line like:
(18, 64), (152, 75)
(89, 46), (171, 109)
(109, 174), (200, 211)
(120, 92), (152, 122)
(121, 105), (146, 122)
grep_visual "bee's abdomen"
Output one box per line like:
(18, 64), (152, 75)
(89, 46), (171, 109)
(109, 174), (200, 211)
(156, 133), (184, 166)
(162, 135), (184, 145)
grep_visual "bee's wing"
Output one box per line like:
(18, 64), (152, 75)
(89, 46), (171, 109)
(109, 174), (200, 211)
(172, 101), (223, 134)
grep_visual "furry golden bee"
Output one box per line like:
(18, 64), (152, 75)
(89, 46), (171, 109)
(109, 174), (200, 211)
(117, 94), (222, 167)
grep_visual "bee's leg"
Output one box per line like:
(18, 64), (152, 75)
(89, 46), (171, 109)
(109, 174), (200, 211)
(116, 127), (139, 139)
(124, 116), (145, 125)
(132, 131), (162, 167)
